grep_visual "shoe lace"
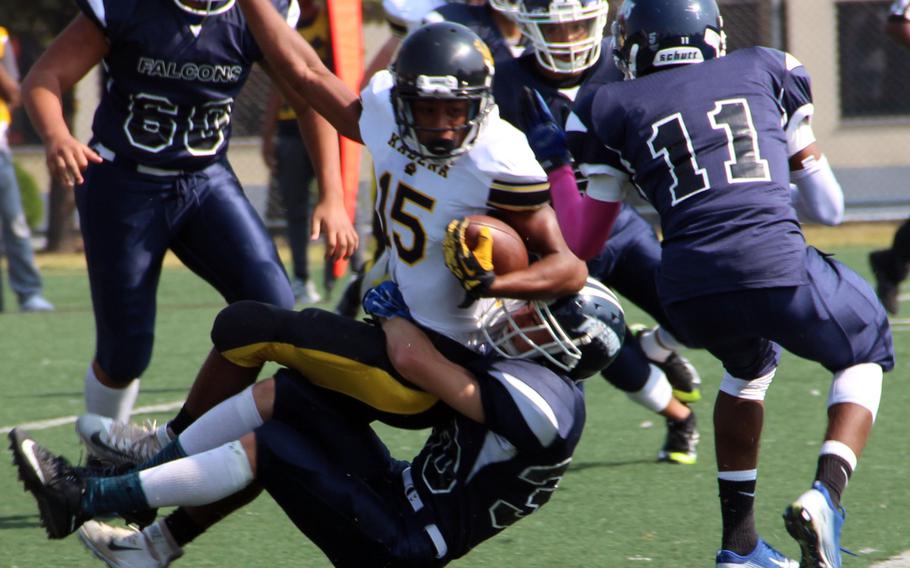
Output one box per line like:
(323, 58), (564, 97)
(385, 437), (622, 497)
(107, 419), (160, 459)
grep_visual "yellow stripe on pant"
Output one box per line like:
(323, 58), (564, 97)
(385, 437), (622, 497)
(222, 342), (439, 415)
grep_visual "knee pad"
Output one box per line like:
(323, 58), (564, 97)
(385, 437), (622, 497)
(626, 365), (673, 413)
(719, 369), (776, 401)
(212, 301), (287, 361)
(829, 363), (883, 421)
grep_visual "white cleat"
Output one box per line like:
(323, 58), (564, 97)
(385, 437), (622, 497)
(76, 414), (166, 466)
(78, 520), (183, 568)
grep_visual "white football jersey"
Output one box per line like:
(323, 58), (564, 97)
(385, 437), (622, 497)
(360, 70), (549, 347)
(382, 0), (445, 36)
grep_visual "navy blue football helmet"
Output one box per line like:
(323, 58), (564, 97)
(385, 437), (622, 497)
(612, 0), (726, 79)
(390, 22), (496, 160)
(480, 278), (625, 380)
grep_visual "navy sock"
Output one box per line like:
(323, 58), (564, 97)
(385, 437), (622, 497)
(167, 406), (195, 436)
(719, 477), (758, 555)
(164, 507), (205, 547)
(81, 472), (149, 517)
(136, 439), (187, 471)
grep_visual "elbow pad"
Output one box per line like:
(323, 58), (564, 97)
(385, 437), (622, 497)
(791, 154), (844, 226)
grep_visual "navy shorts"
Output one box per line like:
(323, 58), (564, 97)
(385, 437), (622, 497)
(588, 206), (668, 328)
(75, 158), (294, 381)
(588, 206), (673, 391)
(663, 247), (895, 379)
(256, 370), (440, 567)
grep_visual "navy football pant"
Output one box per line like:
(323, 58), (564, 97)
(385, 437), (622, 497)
(663, 247), (895, 380)
(75, 159), (294, 382)
(256, 370), (441, 567)
(588, 206), (671, 393)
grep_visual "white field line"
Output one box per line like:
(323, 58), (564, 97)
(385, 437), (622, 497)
(0, 400), (184, 435)
(2, 400), (909, 566)
(872, 551), (910, 567)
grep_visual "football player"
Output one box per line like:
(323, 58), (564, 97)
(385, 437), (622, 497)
(423, 0), (526, 62)
(869, 0), (910, 313)
(495, 0), (702, 465)
(10, 280), (624, 566)
(21, 0), (359, 423)
(68, 18), (601, 555)
(524, 0), (894, 566)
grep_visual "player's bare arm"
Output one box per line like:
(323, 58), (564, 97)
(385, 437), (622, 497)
(0, 64), (19, 108)
(382, 316), (485, 423)
(237, 0), (363, 143)
(489, 205), (588, 300)
(22, 14), (104, 189)
(263, 64), (358, 260)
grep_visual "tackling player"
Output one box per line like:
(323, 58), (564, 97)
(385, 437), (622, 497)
(495, 0), (702, 465)
(12, 273), (624, 565)
(527, 0), (894, 566)
(21, 0), (358, 424)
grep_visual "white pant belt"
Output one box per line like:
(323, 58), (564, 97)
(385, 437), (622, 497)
(402, 467), (447, 559)
(93, 143), (185, 177)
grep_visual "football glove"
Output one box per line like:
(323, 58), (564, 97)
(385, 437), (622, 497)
(520, 86), (572, 172)
(362, 280), (412, 321)
(443, 218), (495, 308)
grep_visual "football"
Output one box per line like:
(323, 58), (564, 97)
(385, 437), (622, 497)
(463, 214), (529, 274)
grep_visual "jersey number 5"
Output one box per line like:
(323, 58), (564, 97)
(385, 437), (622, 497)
(377, 172), (436, 265)
(648, 98), (771, 206)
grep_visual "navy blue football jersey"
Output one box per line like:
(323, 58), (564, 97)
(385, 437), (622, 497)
(76, 0), (299, 170)
(574, 47), (813, 303)
(493, 42), (643, 240)
(409, 358), (585, 560)
(427, 3), (525, 63)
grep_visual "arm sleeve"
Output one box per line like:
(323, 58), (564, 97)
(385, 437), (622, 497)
(472, 359), (581, 452)
(790, 154), (844, 226)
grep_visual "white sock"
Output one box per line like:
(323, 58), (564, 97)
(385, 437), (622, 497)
(638, 327), (674, 363)
(139, 441), (253, 508)
(84, 364), (139, 422)
(655, 327), (684, 352)
(177, 386), (263, 456)
(626, 365), (673, 413)
(155, 424), (174, 448)
(820, 440), (858, 471)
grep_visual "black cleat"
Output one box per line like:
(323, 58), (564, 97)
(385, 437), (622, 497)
(9, 428), (88, 539)
(657, 352), (702, 403)
(658, 411), (699, 465)
(869, 249), (904, 315)
(636, 328), (702, 403)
